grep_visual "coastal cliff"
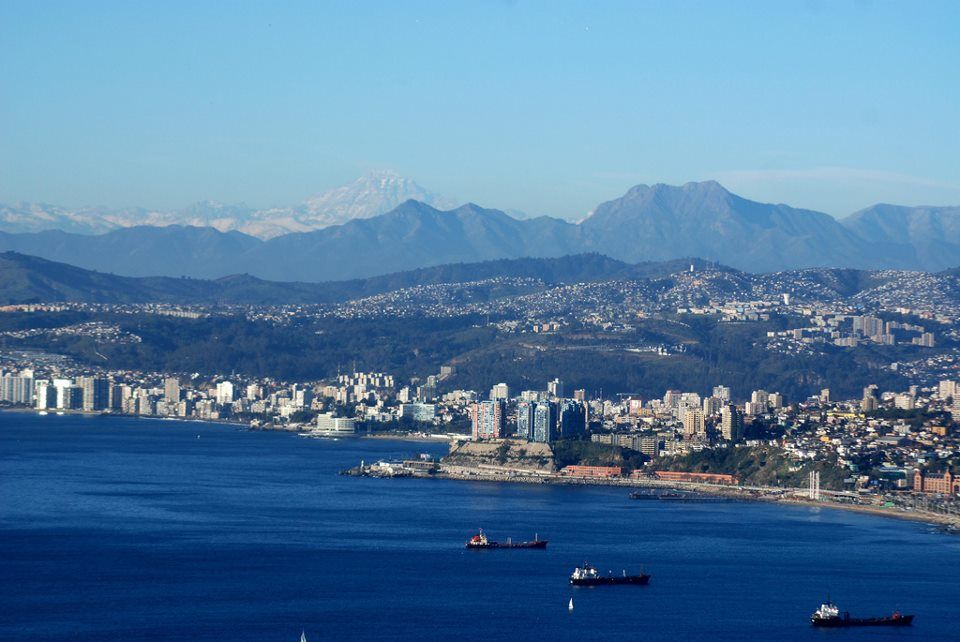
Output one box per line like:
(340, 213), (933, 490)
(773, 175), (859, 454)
(442, 439), (556, 474)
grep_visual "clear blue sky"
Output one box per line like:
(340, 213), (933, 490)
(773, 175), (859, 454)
(1, 0), (958, 219)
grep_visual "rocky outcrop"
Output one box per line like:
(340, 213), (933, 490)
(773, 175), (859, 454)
(442, 439), (556, 474)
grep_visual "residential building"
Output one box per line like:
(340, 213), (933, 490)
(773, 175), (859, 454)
(489, 383), (510, 402)
(558, 399), (587, 438)
(547, 378), (564, 399)
(0, 372), (34, 405)
(682, 408), (704, 439)
(721, 404), (744, 442)
(712, 385), (731, 402)
(164, 377), (181, 403)
(79, 376), (109, 411)
(216, 381), (235, 405)
(516, 400), (535, 440)
(471, 400), (505, 440)
(400, 403), (436, 423)
(532, 401), (558, 443)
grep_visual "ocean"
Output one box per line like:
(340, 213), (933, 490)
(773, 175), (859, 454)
(2, 413), (960, 641)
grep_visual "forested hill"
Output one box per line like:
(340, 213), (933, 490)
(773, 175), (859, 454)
(0, 251), (725, 305)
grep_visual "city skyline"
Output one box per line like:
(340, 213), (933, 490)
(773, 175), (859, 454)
(4, 3), (960, 638)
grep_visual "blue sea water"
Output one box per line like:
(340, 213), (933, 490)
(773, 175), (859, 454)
(2, 413), (960, 641)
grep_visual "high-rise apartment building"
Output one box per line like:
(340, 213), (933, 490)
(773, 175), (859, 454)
(34, 381), (57, 409)
(293, 387), (313, 408)
(471, 400), (505, 440)
(721, 404), (744, 441)
(532, 401), (558, 443)
(79, 376), (109, 411)
(558, 399), (587, 438)
(216, 381), (235, 405)
(853, 315), (883, 337)
(0, 372), (34, 405)
(516, 400), (535, 440)
(547, 378), (564, 399)
(53, 379), (73, 409)
(164, 377), (181, 403)
(702, 396), (722, 417)
(682, 408), (705, 439)
(64, 386), (84, 410)
(663, 390), (682, 408)
(768, 392), (784, 410)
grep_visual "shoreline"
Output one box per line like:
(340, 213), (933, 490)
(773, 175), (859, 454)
(0, 406), (462, 443)
(368, 466), (960, 532)
(360, 432), (463, 443)
(7, 407), (957, 533)
(5, 406), (255, 429)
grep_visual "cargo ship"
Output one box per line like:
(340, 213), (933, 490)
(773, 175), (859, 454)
(810, 601), (913, 627)
(569, 563), (650, 586)
(465, 529), (547, 549)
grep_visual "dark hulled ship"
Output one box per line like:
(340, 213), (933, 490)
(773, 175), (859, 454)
(810, 601), (913, 627)
(465, 529), (547, 549)
(629, 490), (728, 502)
(569, 563), (650, 586)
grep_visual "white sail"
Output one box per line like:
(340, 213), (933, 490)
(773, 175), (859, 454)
(568, 598), (574, 611)
(301, 631), (307, 642)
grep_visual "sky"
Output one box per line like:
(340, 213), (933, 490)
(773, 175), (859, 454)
(1, 0), (959, 219)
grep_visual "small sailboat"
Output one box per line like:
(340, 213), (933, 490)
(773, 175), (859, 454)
(568, 598), (574, 611)
(300, 631), (307, 642)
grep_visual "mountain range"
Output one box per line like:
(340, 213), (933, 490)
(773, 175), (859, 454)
(0, 171), (456, 239)
(0, 180), (957, 279)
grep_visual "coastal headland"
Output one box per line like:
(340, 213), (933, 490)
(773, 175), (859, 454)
(344, 438), (960, 532)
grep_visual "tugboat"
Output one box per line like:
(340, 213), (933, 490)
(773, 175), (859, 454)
(569, 563), (650, 586)
(810, 600), (914, 627)
(465, 529), (548, 549)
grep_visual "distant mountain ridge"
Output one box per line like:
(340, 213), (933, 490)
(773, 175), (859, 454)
(578, 180), (872, 272)
(0, 181), (957, 279)
(0, 225), (262, 279)
(840, 203), (960, 272)
(0, 171), (456, 239)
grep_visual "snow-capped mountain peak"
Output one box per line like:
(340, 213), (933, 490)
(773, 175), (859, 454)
(299, 171), (456, 226)
(0, 172), (458, 239)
